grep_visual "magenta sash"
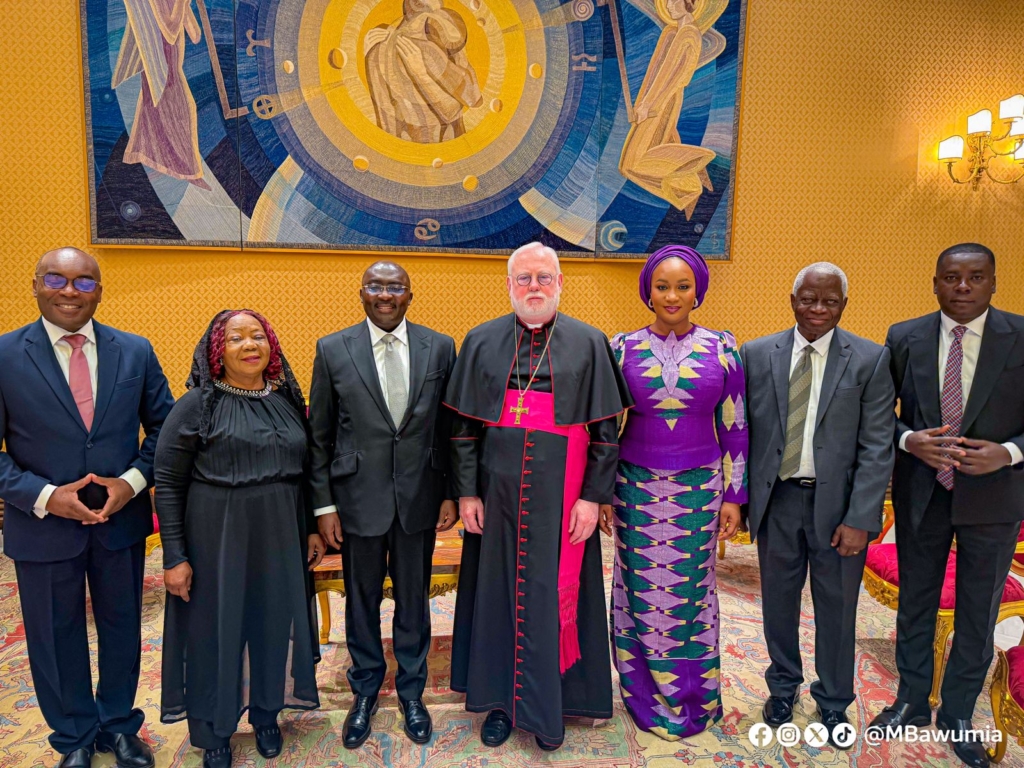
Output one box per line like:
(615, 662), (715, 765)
(486, 390), (588, 674)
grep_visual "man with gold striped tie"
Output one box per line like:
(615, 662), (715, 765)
(740, 262), (895, 749)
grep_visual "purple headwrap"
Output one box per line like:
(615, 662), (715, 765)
(638, 245), (710, 311)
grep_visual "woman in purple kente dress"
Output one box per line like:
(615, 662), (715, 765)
(602, 245), (748, 739)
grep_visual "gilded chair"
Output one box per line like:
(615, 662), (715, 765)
(145, 488), (161, 556)
(988, 642), (1024, 763)
(717, 529), (751, 559)
(863, 502), (1024, 708)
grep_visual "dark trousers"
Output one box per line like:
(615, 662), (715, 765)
(756, 480), (867, 712)
(894, 483), (1018, 719)
(186, 707), (278, 750)
(14, 538), (146, 754)
(340, 517), (436, 701)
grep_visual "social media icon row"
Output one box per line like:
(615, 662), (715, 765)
(748, 721), (857, 749)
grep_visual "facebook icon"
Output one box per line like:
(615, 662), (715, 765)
(749, 723), (775, 748)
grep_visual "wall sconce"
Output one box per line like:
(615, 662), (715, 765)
(939, 94), (1024, 190)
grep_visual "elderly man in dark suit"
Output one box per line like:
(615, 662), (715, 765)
(0, 248), (174, 768)
(308, 261), (457, 749)
(869, 243), (1024, 768)
(741, 262), (894, 748)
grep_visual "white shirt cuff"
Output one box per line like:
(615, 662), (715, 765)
(120, 468), (149, 497)
(1004, 442), (1024, 466)
(898, 430), (911, 452)
(33, 484), (57, 518)
(314, 505), (338, 517)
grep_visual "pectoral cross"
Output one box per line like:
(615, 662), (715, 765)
(510, 394), (530, 425)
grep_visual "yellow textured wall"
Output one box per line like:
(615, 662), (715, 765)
(2, 0), (1023, 395)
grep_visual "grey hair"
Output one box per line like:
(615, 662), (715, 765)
(507, 241), (561, 276)
(792, 262), (848, 298)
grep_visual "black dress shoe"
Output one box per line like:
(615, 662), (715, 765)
(867, 700), (932, 735)
(480, 710), (513, 747)
(762, 694), (798, 726)
(399, 699), (433, 744)
(202, 746), (232, 768)
(56, 748), (93, 768)
(342, 695), (379, 750)
(535, 728), (564, 752)
(254, 724), (282, 759)
(936, 711), (990, 768)
(95, 732), (154, 768)
(815, 706), (852, 750)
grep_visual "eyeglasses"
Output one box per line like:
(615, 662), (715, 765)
(36, 273), (100, 292)
(514, 273), (555, 287)
(363, 283), (408, 296)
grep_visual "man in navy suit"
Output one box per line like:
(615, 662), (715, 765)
(0, 248), (174, 768)
(869, 243), (1024, 768)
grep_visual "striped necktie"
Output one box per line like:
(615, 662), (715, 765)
(937, 325), (968, 491)
(779, 346), (813, 481)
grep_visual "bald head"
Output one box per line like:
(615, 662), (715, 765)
(36, 247), (101, 281)
(361, 260), (409, 286)
(33, 247), (103, 332)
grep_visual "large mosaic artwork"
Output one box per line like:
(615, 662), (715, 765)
(80, 0), (748, 257)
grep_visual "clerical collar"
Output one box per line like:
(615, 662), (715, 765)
(515, 312), (557, 331)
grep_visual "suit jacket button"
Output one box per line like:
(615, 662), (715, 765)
(766, 480), (772, 487)
(86, 442), (93, 449)
(395, 435), (401, 442)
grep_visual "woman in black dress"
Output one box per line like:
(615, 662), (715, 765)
(155, 310), (324, 768)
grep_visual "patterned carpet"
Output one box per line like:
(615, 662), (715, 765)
(1, 537), (1021, 768)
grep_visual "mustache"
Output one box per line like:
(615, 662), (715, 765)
(510, 291), (560, 318)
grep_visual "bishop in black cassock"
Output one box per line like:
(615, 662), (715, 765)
(445, 306), (632, 749)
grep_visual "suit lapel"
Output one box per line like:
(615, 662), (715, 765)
(814, 329), (852, 431)
(908, 313), (942, 428)
(24, 319), (88, 433)
(770, 331), (794, 436)
(398, 323), (432, 433)
(345, 322), (395, 430)
(90, 322), (121, 436)
(961, 309), (1017, 434)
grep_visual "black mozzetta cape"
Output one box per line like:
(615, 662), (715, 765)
(444, 312), (633, 425)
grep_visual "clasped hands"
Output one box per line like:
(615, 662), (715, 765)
(905, 424), (1012, 475)
(45, 474), (134, 524)
(460, 496), (599, 544)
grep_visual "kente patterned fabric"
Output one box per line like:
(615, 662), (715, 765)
(609, 324), (748, 739)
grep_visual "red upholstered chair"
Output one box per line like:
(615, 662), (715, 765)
(988, 643), (1024, 762)
(1010, 524), (1024, 579)
(863, 504), (1024, 708)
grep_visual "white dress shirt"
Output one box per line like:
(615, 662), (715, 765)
(32, 318), (148, 518)
(313, 318), (411, 517)
(787, 326), (835, 479)
(898, 310), (1023, 465)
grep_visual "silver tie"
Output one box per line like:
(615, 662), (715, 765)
(382, 333), (407, 426)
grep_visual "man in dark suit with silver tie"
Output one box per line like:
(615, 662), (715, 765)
(870, 243), (1024, 768)
(308, 261), (457, 750)
(741, 262), (895, 749)
(0, 248), (174, 768)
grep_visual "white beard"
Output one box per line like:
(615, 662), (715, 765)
(510, 291), (560, 326)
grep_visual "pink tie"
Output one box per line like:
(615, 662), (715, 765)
(937, 325), (967, 491)
(63, 334), (94, 431)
